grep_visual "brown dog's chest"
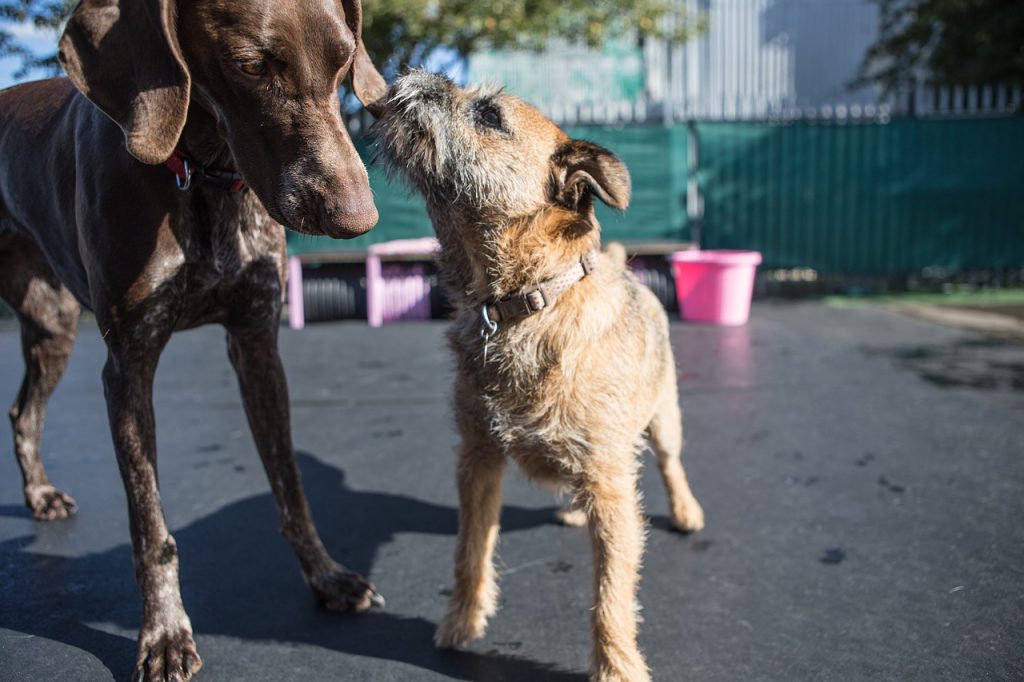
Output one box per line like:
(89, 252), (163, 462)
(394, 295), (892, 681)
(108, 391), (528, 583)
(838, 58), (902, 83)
(122, 192), (288, 331)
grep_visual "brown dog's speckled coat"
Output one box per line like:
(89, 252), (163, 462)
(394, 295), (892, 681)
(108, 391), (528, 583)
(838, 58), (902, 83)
(374, 71), (704, 682)
(0, 1), (389, 680)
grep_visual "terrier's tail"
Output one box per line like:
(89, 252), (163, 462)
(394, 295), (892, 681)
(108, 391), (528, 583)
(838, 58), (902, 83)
(604, 241), (627, 266)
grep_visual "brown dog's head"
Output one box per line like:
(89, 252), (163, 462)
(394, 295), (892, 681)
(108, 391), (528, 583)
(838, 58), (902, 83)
(58, 0), (388, 238)
(372, 71), (630, 230)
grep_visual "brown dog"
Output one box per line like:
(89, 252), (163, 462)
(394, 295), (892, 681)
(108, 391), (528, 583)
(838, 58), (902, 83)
(373, 71), (705, 682)
(0, 0), (388, 679)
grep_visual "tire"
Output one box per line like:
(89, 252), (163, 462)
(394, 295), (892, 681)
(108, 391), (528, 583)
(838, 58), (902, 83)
(629, 257), (677, 312)
(301, 263), (367, 321)
(428, 267), (455, 319)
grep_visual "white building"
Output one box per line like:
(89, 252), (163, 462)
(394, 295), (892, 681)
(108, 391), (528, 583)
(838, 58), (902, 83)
(470, 0), (885, 122)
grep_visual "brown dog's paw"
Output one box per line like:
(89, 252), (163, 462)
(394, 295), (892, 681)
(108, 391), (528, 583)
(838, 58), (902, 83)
(555, 507), (588, 527)
(133, 625), (202, 682)
(670, 500), (705, 534)
(25, 484), (77, 520)
(310, 565), (385, 613)
(434, 609), (488, 649)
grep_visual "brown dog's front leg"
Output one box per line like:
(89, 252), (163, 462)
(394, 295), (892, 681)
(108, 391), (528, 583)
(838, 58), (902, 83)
(435, 436), (506, 648)
(103, 345), (202, 682)
(226, 327), (382, 612)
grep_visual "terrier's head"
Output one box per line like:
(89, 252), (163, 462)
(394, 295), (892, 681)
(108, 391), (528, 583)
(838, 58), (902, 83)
(372, 71), (631, 234)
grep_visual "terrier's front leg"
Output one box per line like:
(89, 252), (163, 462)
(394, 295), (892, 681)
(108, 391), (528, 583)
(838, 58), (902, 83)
(556, 491), (588, 527)
(584, 464), (651, 682)
(435, 434), (506, 648)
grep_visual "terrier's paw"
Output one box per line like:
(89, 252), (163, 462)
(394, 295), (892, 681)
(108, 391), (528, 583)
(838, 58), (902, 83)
(133, 623), (202, 682)
(670, 499), (705, 534)
(434, 609), (488, 649)
(310, 564), (384, 613)
(591, 654), (651, 682)
(26, 484), (77, 520)
(555, 507), (588, 527)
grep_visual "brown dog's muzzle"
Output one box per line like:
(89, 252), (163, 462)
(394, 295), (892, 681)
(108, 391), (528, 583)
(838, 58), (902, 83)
(318, 168), (379, 238)
(315, 125), (378, 238)
(274, 177), (378, 239)
(242, 120), (379, 239)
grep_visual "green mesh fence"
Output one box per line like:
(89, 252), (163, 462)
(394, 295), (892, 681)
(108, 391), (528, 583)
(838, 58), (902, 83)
(284, 125), (690, 256)
(288, 118), (1024, 275)
(697, 118), (1024, 274)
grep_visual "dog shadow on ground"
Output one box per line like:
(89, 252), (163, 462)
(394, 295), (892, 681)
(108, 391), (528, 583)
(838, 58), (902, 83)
(0, 451), (587, 681)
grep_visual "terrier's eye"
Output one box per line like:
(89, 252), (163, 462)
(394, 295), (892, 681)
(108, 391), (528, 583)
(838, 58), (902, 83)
(235, 59), (268, 77)
(476, 103), (502, 130)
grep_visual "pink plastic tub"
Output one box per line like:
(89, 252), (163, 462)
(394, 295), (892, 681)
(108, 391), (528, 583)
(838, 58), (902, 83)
(669, 250), (762, 325)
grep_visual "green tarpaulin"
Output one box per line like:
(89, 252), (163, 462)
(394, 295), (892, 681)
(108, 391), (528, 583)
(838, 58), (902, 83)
(288, 119), (1024, 275)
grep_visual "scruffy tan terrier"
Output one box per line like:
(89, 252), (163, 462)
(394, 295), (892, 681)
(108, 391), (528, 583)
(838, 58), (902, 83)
(372, 71), (704, 682)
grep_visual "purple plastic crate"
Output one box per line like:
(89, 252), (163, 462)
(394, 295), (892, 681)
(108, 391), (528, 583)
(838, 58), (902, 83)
(366, 238), (441, 326)
(377, 262), (432, 323)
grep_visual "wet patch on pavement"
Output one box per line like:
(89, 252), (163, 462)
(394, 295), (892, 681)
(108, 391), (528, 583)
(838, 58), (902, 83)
(878, 476), (905, 494)
(864, 337), (1024, 392)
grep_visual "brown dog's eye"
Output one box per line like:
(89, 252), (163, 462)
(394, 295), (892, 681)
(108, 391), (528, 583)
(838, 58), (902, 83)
(236, 59), (267, 77)
(475, 102), (502, 130)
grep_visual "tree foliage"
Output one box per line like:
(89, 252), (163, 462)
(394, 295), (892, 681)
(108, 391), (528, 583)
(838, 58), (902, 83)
(0, 0), (72, 77)
(361, 0), (702, 74)
(855, 0), (1024, 93)
(0, 0), (700, 83)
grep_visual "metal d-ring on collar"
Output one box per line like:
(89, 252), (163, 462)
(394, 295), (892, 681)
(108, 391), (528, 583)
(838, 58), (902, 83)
(164, 149), (246, 193)
(480, 304), (499, 363)
(477, 248), (599, 364)
(175, 157), (193, 191)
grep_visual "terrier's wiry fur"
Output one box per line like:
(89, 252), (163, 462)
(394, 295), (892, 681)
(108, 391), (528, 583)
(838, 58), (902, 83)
(373, 71), (704, 682)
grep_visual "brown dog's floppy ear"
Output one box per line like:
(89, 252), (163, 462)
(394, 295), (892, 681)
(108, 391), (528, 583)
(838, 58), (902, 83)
(352, 42), (388, 115)
(59, 0), (189, 165)
(554, 140), (632, 211)
(341, 0), (388, 115)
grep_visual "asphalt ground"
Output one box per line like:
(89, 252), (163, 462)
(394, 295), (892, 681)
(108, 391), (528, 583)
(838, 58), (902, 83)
(1, 302), (1022, 681)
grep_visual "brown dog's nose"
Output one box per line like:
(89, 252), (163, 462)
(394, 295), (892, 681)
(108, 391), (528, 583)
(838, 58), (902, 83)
(320, 184), (379, 238)
(321, 203), (378, 238)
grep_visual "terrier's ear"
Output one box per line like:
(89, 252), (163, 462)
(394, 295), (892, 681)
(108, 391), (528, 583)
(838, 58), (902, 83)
(553, 140), (631, 211)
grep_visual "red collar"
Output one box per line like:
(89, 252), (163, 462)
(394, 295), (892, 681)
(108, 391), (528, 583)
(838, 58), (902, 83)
(164, 149), (245, 193)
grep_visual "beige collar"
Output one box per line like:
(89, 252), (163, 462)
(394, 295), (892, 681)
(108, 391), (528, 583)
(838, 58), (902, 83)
(484, 249), (598, 324)
(479, 246), (598, 345)
(479, 248), (598, 362)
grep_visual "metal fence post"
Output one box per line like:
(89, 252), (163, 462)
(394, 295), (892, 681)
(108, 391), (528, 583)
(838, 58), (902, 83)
(687, 119), (703, 249)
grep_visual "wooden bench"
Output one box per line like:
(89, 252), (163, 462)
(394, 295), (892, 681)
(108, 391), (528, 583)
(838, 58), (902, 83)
(287, 239), (695, 328)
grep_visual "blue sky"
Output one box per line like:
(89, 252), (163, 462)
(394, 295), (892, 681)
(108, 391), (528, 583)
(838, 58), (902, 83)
(0, 22), (60, 89)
